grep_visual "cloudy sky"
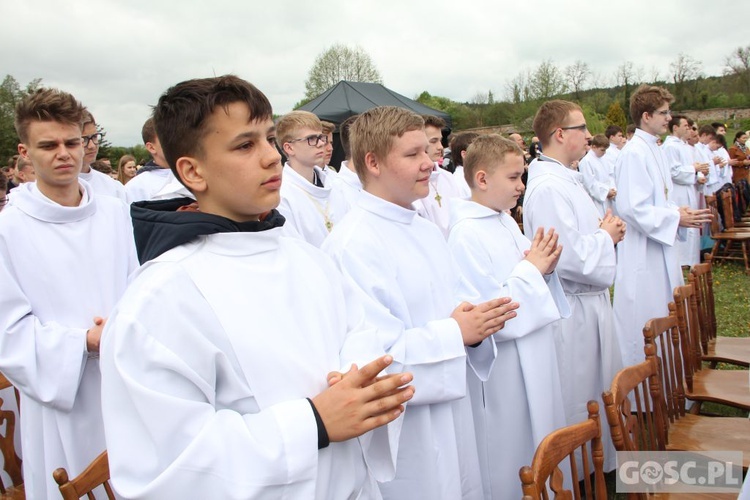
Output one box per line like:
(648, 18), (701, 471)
(2, 0), (746, 147)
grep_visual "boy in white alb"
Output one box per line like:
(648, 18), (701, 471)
(578, 134), (617, 217)
(449, 131), (479, 198)
(447, 134), (570, 498)
(326, 115), (362, 215)
(322, 106), (519, 500)
(0, 88), (137, 499)
(78, 110), (127, 202)
(276, 111), (348, 246)
(100, 76), (414, 499)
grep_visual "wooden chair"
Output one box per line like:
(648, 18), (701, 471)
(519, 400), (608, 500)
(720, 188), (750, 228)
(705, 194), (750, 274)
(53, 451), (114, 500)
(689, 258), (750, 367)
(666, 284), (750, 413)
(0, 373), (23, 500)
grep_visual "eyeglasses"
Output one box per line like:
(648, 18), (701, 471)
(551, 123), (588, 136)
(653, 109), (671, 116)
(288, 134), (328, 147)
(82, 133), (104, 147)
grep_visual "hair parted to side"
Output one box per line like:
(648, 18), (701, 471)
(152, 75), (272, 183)
(629, 85), (673, 127)
(604, 125), (622, 139)
(463, 134), (523, 189)
(14, 88), (85, 143)
(532, 100), (582, 148)
(82, 109), (96, 128)
(667, 114), (687, 134)
(351, 106), (424, 184)
(320, 121), (335, 134)
(339, 115), (358, 161)
(450, 131), (480, 166)
(275, 110), (322, 147)
(698, 124), (716, 138)
(591, 134), (609, 149)
(422, 115), (446, 130)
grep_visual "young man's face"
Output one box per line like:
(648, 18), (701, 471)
(191, 102), (281, 222)
(323, 132), (333, 166)
(18, 120), (83, 191)
(640, 103), (671, 136)
(593, 145), (607, 158)
(560, 110), (591, 164)
(424, 125), (443, 163)
(82, 122), (100, 167)
(672, 118), (690, 140)
(716, 126), (726, 136)
(370, 129), (433, 208)
(708, 139), (720, 152)
(1, 165), (14, 181)
(610, 131), (626, 149)
(284, 127), (326, 169)
(480, 153), (525, 212)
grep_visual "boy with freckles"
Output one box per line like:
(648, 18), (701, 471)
(447, 134), (570, 499)
(323, 107), (519, 499)
(100, 76), (414, 499)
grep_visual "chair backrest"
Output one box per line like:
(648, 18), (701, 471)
(519, 400), (608, 500)
(602, 344), (669, 455)
(671, 284), (705, 381)
(720, 189), (737, 229)
(642, 314), (688, 422)
(53, 451), (114, 500)
(688, 259), (717, 353)
(704, 195), (723, 236)
(0, 372), (23, 494)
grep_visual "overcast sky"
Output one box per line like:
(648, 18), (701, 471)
(2, 0), (746, 147)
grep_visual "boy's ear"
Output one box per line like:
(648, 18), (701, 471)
(474, 169), (488, 190)
(282, 142), (294, 157)
(175, 156), (206, 193)
(17, 143), (29, 159)
(364, 151), (380, 178)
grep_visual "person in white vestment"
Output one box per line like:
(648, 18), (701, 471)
(0, 88), (137, 500)
(661, 114), (708, 267)
(319, 120), (338, 178)
(579, 134), (617, 217)
(78, 110), (127, 202)
(447, 135), (570, 499)
(276, 111), (348, 247)
(695, 125), (725, 196)
(100, 76), (413, 500)
(325, 115), (362, 216)
(322, 106), (520, 500)
(603, 125), (626, 170)
(613, 85), (712, 370)
(523, 100), (626, 475)
(448, 131), (479, 198)
(125, 117), (184, 204)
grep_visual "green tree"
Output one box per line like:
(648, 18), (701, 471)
(605, 101), (628, 130)
(303, 44), (382, 101)
(0, 75), (42, 161)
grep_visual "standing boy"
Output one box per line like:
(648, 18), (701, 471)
(79, 111), (127, 202)
(0, 88), (137, 499)
(100, 76), (414, 499)
(448, 134), (570, 498)
(578, 133), (617, 217)
(323, 106), (519, 499)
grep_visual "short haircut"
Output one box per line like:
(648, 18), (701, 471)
(422, 115), (446, 130)
(591, 134), (609, 149)
(604, 125), (622, 139)
(16, 156), (33, 172)
(449, 131), (480, 166)
(629, 85), (674, 127)
(82, 109), (96, 128)
(532, 100), (582, 148)
(711, 122), (726, 130)
(141, 117), (157, 145)
(626, 124), (636, 136)
(276, 110), (322, 147)
(463, 134), (523, 189)
(14, 88), (85, 143)
(668, 114), (687, 134)
(320, 120), (335, 134)
(153, 75), (273, 184)
(698, 124), (716, 138)
(339, 115), (358, 161)
(687, 118), (695, 127)
(350, 106), (424, 184)
(90, 160), (112, 174)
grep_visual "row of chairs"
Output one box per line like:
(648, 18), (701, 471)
(519, 258), (749, 499)
(706, 190), (750, 275)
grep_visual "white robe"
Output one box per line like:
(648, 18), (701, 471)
(448, 198), (570, 499)
(278, 163), (348, 247)
(578, 149), (615, 217)
(414, 165), (466, 239)
(451, 166), (472, 199)
(101, 229), (392, 500)
(662, 135), (700, 266)
(523, 155), (623, 473)
(603, 144), (621, 170)
(125, 168), (179, 204)
(0, 181), (137, 499)
(716, 147), (733, 186)
(614, 128), (685, 369)
(694, 142), (722, 195)
(325, 161), (362, 216)
(322, 190), (495, 500)
(80, 168), (127, 203)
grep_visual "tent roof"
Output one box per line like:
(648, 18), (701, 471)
(297, 81), (452, 127)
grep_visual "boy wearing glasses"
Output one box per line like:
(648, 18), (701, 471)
(613, 85), (711, 369)
(0, 88), (137, 499)
(79, 110), (127, 202)
(523, 100), (625, 476)
(277, 111), (347, 247)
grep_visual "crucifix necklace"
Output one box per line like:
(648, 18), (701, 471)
(295, 185), (334, 232)
(430, 178), (442, 207)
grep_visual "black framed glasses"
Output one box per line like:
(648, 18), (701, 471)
(550, 124), (587, 136)
(82, 133), (104, 147)
(288, 134), (328, 147)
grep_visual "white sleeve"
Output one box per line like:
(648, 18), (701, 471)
(663, 145), (696, 186)
(579, 157), (610, 202)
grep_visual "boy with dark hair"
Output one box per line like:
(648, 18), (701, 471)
(100, 76), (412, 499)
(326, 114), (361, 213)
(79, 110), (127, 202)
(320, 120), (338, 177)
(604, 124), (626, 168)
(1, 88), (136, 499)
(448, 134), (569, 498)
(613, 85), (711, 369)
(695, 124), (724, 195)
(579, 133), (617, 216)
(523, 99), (625, 476)
(323, 106), (519, 499)
(449, 131), (479, 197)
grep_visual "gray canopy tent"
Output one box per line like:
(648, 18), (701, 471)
(297, 81), (451, 168)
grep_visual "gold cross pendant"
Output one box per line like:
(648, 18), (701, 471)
(325, 220), (333, 232)
(664, 186), (668, 199)
(435, 193), (442, 208)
